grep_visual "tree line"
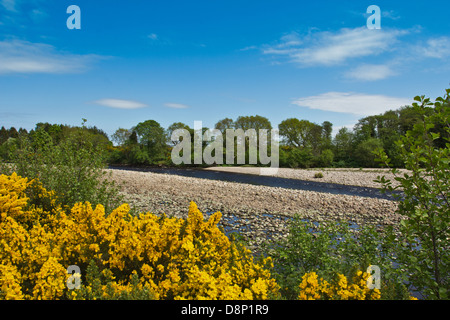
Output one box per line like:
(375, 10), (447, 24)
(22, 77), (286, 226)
(1, 104), (447, 168)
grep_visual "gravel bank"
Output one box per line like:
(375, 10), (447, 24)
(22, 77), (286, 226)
(107, 168), (401, 251)
(203, 167), (407, 189)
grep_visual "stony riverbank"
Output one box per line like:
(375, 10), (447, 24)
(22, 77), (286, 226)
(107, 168), (402, 251)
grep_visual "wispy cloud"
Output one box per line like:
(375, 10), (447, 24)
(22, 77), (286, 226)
(238, 45), (258, 52)
(345, 64), (396, 81)
(416, 36), (450, 59)
(144, 33), (173, 46)
(93, 99), (148, 110)
(358, 9), (401, 21)
(292, 92), (411, 116)
(1, 0), (49, 25)
(0, 111), (34, 119)
(263, 27), (408, 67)
(381, 10), (401, 20)
(0, 39), (103, 74)
(29, 8), (47, 22)
(0, 0), (17, 12)
(164, 103), (189, 109)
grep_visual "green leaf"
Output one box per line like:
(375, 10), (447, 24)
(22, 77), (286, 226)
(400, 220), (408, 228)
(439, 287), (448, 299)
(430, 132), (440, 140)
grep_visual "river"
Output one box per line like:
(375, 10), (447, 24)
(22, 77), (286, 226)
(109, 166), (399, 200)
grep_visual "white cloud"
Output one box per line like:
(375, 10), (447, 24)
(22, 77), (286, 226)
(345, 64), (396, 81)
(93, 99), (148, 110)
(381, 10), (401, 20)
(0, 39), (102, 74)
(418, 36), (450, 59)
(292, 92), (411, 116)
(164, 103), (189, 109)
(355, 8), (400, 21)
(277, 31), (303, 48)
(29, 8), (48, 22)
(263, 27), (408, 67)
(145, 33), (173, 46)
(0, 0), (17, 12)
(239, 45), (258, 51)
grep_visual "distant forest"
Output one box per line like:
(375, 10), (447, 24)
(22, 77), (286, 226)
(1, 104), (447, 168)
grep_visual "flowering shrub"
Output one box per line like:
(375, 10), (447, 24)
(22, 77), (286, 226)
(2, 172), (419, 300)
(298, 271), (381, 300)
(0, 172), (278, 300)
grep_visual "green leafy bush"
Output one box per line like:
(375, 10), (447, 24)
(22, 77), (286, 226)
(375, 89), (450, 299)
(317, 149), (334, 167)
(262, 217), (409, 300)
(314, 172), (324, 178)
(0, 123), (122, 213)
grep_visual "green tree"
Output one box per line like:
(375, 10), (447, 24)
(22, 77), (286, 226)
(279, 118), (314, 149)
(353, 116), (377, 145)
(375, 89), (450, 299)
(34, 122), (64, 144)
(167, 122), (190, 145)
(8, 127), (19, 139)
(355, 138), (383, 168)
(134, 120), (167, 164)
(0, 137), (18, 161)
(234, 115), (272, 131)
(332, 127), (354, 166)
(214, 118), (235, 132)
(321, 121), (333, 149)
(318, 149), (334, 167)
(111, 128), (131, 146)
(286, 147), (313, 168)
(398, 105), (423, 135)
(128, 130), (138, 145)
(1, 124), (122, 213)
(214, 118), (235, 165)
(0, 126), (8, 145)
(232, 115), (272, 166)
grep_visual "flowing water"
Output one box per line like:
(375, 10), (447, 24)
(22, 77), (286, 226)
(109, 166), (400, 200)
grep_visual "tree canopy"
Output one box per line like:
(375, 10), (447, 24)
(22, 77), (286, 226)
(2, 94), (447, 169)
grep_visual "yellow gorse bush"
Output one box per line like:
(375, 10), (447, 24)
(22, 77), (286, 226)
(1, 172), (394, 300)
(298, 271), (381, 300)
(0, 172), (279, 300)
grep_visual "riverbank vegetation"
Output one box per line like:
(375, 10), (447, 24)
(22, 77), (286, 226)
(0, 89), (448, 300)
(1, 93), (448, 169)
(0, 173), (406, 300)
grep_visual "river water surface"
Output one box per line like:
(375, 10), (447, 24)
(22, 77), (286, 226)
(109, 166), (399, 200)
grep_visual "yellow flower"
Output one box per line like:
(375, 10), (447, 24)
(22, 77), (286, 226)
(181, 239), (195, 252)
(0, 173), (281, 300)
(32, 257), (67, 300)
(0, 263), (24, 300)
(298, 270), (383, 301)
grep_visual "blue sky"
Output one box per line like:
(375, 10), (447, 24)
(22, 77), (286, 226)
(0, 0), (449, 138)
